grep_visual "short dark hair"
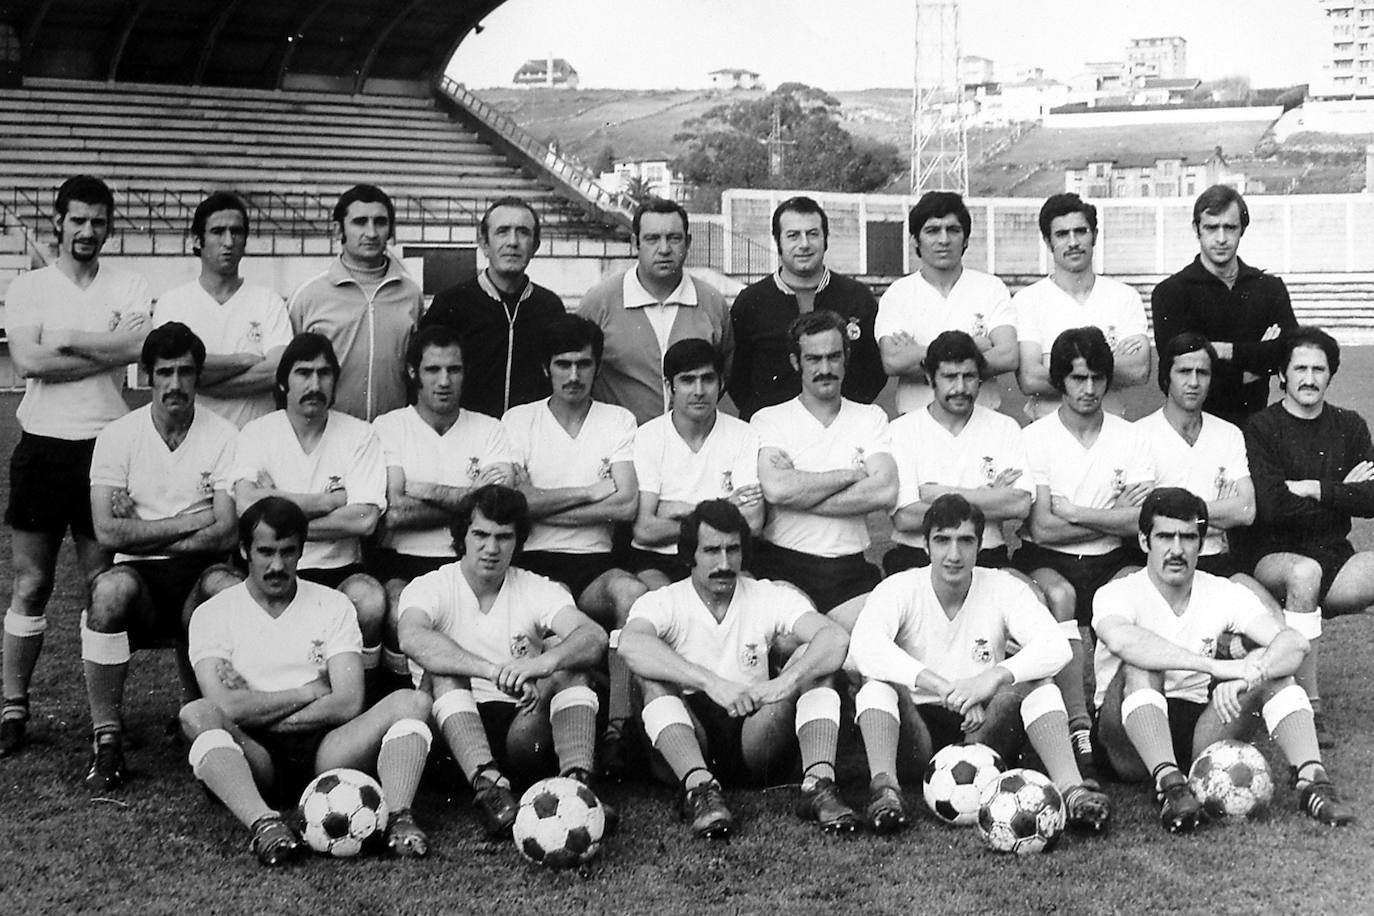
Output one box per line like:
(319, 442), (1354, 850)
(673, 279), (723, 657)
(907, 191), (971, 254)
(479, 196), (541, 249)
(541, 314), (604, 367)
(921, 329), (988, 380)
(662, 337), (723, 383)
(450, 484), (532, 558)
(333, 184), (395, 232)
(1192, 184), (1249, 232)
(404, 324), (465, 404)
(1157, 332), (1218, 395)
(190, 192), (250, 255)
(55, 175), (115, 221)
(787, 309), (849, 360)
(678, 499), (751, 568)
(1049, 326), (1114, 394)
(922, 492), (986, 544)
(239, 496), (309, 556)
(140, 321), (206, 376)
(632, 197), (689, 239)
(771, 196), (829, 246)
(1038, 193), (1097, 241)
(1138, 487), (1208, 540)
(274, 332), (340, 409)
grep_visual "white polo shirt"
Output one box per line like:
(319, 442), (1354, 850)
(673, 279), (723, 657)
(888, 405), (1033, 551)
(373, 406), (516, 557)
(7, 264), (150, 440)
(398, 563), (573, 704)
(875, 268), (1015, 413)
(633, 412), (760, 555)
(231, 410), (387, 570)
(502, 399), (637, 554)
(1134, 409), (1249, 557)
(153, 280), (292, 429)
(1023, 410), (1154, 556)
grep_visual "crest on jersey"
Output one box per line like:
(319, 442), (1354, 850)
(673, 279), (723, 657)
(720, 470), (734, 495)
(1199, 636), (1216, 658)
(108, 311), (123, 332)
(308, 639), (326, 667)
(466, 457), (481, 482)
(845, 317), (862, 341)
(246, 321), (263, 345)
(1104, 325), (1118, 348)
(971, 638), (993, 664)
(852, 447), (866, 470)
(597, 458), (612, 480)
(510, 634), (531, 658)
(980, 456), (997, 482)
(740, 642), (761, 670)
(1110, 468), (1126, 495)
(198, 471), (214, 497)
(1214, 466), (1228, 499)
(326, 475), (343, 492)
(971, 312), (987, 337)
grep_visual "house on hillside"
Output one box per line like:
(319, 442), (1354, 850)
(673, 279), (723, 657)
(1065, 151), (1256, 198)
(973, 78), (1070, 123)
(513, 57), (578, 89)
(598, 158), (693, 204)
(1131, 77), (1202, 106)
(709, 68), (762, 91)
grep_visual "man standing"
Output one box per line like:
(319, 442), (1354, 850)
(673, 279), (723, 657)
(2, 175), (150, 756)
(1015, 193), (1151, 420)
(578, 198), (732, 425)
(875, 191), (1018, 414)
(729, 196), (885, 420)
(288, 184), (422, 421)
(82, 323), (239, 790)
(1151, 186), (1297, 427)
(752, 311), (897, 614)
(420, 197), (566, 419)
(153, 192), (293, 428)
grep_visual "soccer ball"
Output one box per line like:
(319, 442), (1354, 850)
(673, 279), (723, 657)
(298, 768), (389, 858)
(977, 768), (1066, 854)
(1188, 739), (1273, 819)
(923, 742), (1005, 826)
(513, 777), (607, 868)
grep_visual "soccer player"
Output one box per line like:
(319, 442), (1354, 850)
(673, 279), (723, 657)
(1015, 193), (1151, 420)
(875, 191), (1018, 414)
(1244, 326), (1374, 747)
(849, 494), (1111, 834)
(81, 322), (239, 790)
(751, 310), (896, 614)
(728, 196), (885, 420)
(2, 175), (150, 757)
(288, 184), (422, 421)
(420, 197), (566, 418)
(1093, 487), (1354, 831)
(180, 497), (434, 865)
(618, 499), (856, 838)
(577, 198), (733, 425)
(1015, 326), (1155, 777)
(152, 192), (293, 428)
(395, 485), (609, 839)
(885, 330), (1031, 575)
(1150, 185), (1297, 427)
(231, 333), (388, 677)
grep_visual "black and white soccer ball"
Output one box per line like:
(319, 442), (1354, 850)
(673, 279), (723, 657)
(298, 767), (389, 858)
(922, 742), (1005, 826)
(1188, 739), (1273, 819)
(513, 776), (606, 868)
(977, 767), (1066, 854)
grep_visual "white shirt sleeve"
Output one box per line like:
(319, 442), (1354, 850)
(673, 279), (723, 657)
(88, 424), (129, 490)
(344, 428), (388, 511)
(847, 580), (925, 687)
(999, 580), (1071, 683)
(633, 421), (662, 495)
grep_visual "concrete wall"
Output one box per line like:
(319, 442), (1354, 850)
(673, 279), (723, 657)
(1272, 100), (1374, 141)
(1043, 105), (1282, 129)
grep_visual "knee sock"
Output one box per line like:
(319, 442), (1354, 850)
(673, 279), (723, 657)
(1054, 621), (1092, 734)
(2, 610), (46, 706)
(433, 689), (502, 786)
(81, 615), (130, 734)
(642, 695), (711, 788)
(855, 681), (901, 782)
(1286, 611), (1322, 710)
(1263, 684), (1321, 778)
(189, 730), (275, 828)
(1021, 684), (1082, 789)
(607, 633), (633, 727)
(550, 685), (598, 775)
(376, 719), (432, 811)
(1122, 689), (1177, 790)
(796, 686), (840, 786)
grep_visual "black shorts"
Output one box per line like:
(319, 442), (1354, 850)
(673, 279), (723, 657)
(245, 727), (328, 803)
(883, 544), (1010, 576)
(683, 692), (751, 785)
(751, 541), (881, 613)
(1013, 542), (1136, 627)
(1094, 689), (1208, 779)
(519, 550), (619, 597)
(370, 550), (452, 584)
(624, 547), (688, 582)
(119, 555), (218, 649)
(914, 703), (969, 755)
(299, 563), (367, 590)
(1195, 553), (1239, 579)
(6, 433), (97, 538)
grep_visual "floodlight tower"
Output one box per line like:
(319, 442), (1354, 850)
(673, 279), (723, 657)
(910, 0), (968, 194)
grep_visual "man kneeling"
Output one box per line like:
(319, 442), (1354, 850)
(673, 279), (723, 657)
(180, 497), (434, 866)
(1093, 487), (1354, 832)
(618, 499), (856, 839)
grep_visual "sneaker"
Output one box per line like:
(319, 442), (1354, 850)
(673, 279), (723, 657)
(84, 730), (126, 793)
(1063, 783), (1112, 834)
(564, 767), (619, 835)
(865, 774), (910, 835)
(386, 808), (430, 857)
(1157, 770), (1203, 834)
(796, 776), (861, 835)
(1299, 780), (1355, 826)
(471, 769), (518, 839)
(598, 720), (629, 781)
(1070, 729), (1101, 789)
(249, 813), (304, 867)
(1313, 712), (1335, 750)
(0, 701), (28, 758)
(680, 778), (734, 840)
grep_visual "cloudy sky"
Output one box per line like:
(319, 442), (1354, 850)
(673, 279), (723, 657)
(446, 0), (1329, 91)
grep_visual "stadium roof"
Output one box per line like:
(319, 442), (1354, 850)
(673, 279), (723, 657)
(0, 0), (507, 92)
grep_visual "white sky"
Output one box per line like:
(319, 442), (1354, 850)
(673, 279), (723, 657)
(447, 0), (1330, 90)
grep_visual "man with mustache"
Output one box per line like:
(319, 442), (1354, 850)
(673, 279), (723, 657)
(1014, 326), (1155, 784)
(619, 499), (855, 838)
(153, 192), (293, 429)
(1244, 327), (1374, 749)
(420, 197), (566, 419)
(1015, 193), (1151, 420)
(1093, 487), (1353, 831)
(578, 198), (733, 425)
(1151, 186), (1296, 428)
(230, 333), (389, 687)
(81, 322), (239, 790)
(3, 175), (150, 758)
(288, 184), (422, 421)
